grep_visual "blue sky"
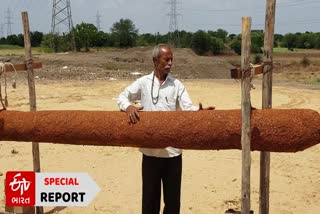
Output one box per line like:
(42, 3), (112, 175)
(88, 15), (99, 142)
(0, 0), (319, 37)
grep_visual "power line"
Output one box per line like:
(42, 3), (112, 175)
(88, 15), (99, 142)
(182, 0), (319, 13)
(188, 17), (320, 30)
(182, 7), (245, 12)
(180, 0), (319, 31)
(277, 0), (320, 6)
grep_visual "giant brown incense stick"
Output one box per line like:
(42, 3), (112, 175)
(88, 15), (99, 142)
(0, 109), (319, 152)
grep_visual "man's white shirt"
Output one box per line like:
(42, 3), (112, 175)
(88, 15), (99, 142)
(118, 72), (198, 158)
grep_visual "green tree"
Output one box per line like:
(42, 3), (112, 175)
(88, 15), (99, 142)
(157, 33), (170, 44)
(230, 39), (241, 55)
(208, 29), (228, 42)
(274, 34), (284, 47)
(216, 29), (228, 41)
(111, 18), (138, 48)
(40, 33), (72, 53)
(168, 30), (181, 47)
(191, 30), (211, 55)
(314, 33), (320, 49)
(209, 37), (224, 54)
(0, 37), (6, 44)
(228, 34), (237, 41)
(31, 31), (43, 47)
(6, 34), (24, 46)
(303, 32), (317, 49)
(179, 30), (193, 48)
(251, 30), (263, 53)
(17, 34), (25, 46)
(73, 22), (98, 51)
(40, 33), (54, 52)
(283, 33), (298, 50)
(137, 33), (156, 46)
(94, 31), (110, 47)
(295, 32), (305, 48)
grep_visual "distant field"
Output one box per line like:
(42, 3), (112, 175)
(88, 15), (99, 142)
(273, 47), (289, 53)
(0, 45), (43, 55)
(1, 45), (319, 84)
(0, 44), (22, 49)
(272, 47), (307, 53)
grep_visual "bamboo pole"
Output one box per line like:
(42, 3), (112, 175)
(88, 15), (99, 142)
(22, 12), (43, 214)
(260, 1), (276, 214)
(241, 17), (252, 214)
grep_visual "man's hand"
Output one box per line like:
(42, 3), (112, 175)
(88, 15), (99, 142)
(199, 102), (215, 111)
(251, 104), (257, 111)
(126, 105), (144, 124)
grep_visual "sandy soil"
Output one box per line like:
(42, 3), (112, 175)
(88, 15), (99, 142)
(0, 78), (319, 214)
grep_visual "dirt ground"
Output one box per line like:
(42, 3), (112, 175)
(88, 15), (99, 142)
(0, 49), (319, 213)
(3, 47), (320, 82)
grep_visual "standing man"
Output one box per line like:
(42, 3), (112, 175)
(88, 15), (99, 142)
(117, 44), (214, 214)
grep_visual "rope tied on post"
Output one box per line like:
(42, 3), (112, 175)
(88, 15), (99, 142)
(25, 58), (33, 65)
(263, 61), (273, 73)
(241, 63), (257, 90)
(242, 67), (253, 78)
(0, 62), (18, 110)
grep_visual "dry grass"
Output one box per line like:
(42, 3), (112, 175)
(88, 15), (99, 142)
(221, 49), (320, 84)
(1, 46), (320, 84)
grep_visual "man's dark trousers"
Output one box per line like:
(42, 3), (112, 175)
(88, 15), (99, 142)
(142, 154), (182, 214)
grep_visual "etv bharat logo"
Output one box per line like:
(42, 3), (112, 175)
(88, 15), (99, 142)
(6, 171), (36, 206)
(10, 173), (32, 195)
(6, 171), (100, 207)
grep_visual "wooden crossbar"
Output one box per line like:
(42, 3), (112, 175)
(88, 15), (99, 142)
(231, 64), (264, 79)
(2, 62), (42, 72)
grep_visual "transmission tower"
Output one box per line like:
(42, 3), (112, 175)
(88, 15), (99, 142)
(51, 0), (75, 50)
(5, 8), (13, 37)
(96, 10), (102, 31)
(167, 0), (181, 47)
(0, 24), (4, 38)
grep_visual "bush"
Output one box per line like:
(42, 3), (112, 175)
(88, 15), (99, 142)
(230, 39), (241, 55)
(251, 43), (263, 53)
(251, 31), (263, 53)
(209, 37), (224, 55)
(253, 54), (262, 64)
(300, 56), (311, 67)
(40, 33), (73, 53)
(191, 30), (211, 55)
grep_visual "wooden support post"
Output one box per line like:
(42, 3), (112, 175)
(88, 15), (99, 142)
(241, 17), (252, 214)
(260, 0), (276, 214)
(22, 12), (43, 214)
